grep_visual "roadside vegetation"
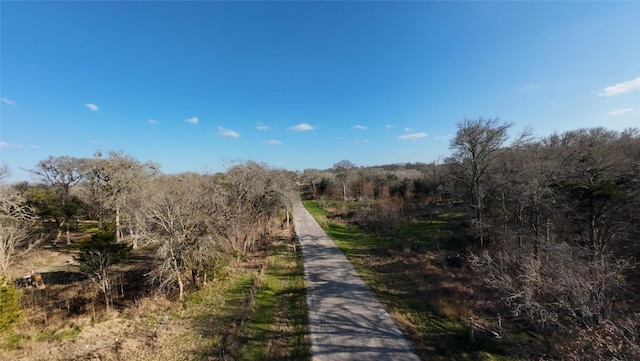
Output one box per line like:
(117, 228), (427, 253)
(0, 157), (309, 360)
(305, 199), (512, 360)
(300, 120), (640, 360)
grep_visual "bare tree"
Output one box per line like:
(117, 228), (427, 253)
(82, 151), (159, 242)
(447, 118), (531, 245)
(222, 160), (294, 254)
(0, 190), (40, 278)
(143, 174), (227, 300)
(333, 160), (356, 202)
(0, 165), (11, 181)
(75, 223), (132, 309)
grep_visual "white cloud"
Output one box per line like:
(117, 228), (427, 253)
(31, 145), (40, 149)
(355, 138), (369, 143)
(217, 126), (240, 138)
(515, 84), (538, 92)
(609, 108), (634, 116)
(289, 123), (317, 131)
(435, 135), (453, 141)
(598, 76), (640, 97)
(148, 119), (159, 125)
(256, 123), (270, 130)
(404, 127), (411, 131)
(398, 132), (428, 141)
(265, 139), (283, 145)
(85, 103), (99, 111)
(385, 125), (393, 129)
(0, 141), (24, 148)
(353, 125), (368, 130)
(185, 117), (199, 124)
(1, 98), (16, 106)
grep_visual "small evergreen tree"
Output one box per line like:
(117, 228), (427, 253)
(75, 223), (131, 309)
(0, 278), (22, 332)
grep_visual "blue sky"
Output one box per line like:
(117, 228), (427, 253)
(1, 1), (639, 183)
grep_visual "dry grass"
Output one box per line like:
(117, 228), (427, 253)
(2, 226), (309, 361)
(305, 200), (532, 360)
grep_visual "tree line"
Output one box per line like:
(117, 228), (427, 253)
(1, 153), (297, 304)
(300, 119), (640, 359)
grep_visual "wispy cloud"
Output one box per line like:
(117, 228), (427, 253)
(185, 117), (199, 124)
(515, 84), (538, 92)
(0, 141), (24, 148)
(398, 132), (428, 141)
(256, 123), (270, 130)
(85, 103), (99, 111)
(598, 76), (640, 97)
(609, 107), (634, 116)
(217, 126), (240, 138)
(265, 139), (283, 145)
(148, 119), (159, 125)
(355, 138), (369, 143)
(385, 125), (393, 129)
(1, 98), (16, 106)
(404, 127), (411, 132)
(353, 125), (368, 130)
(435, 134), (453, 141)
(289, 123), (317, 131)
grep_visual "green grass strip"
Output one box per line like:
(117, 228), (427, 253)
(235, 244), (311, 361)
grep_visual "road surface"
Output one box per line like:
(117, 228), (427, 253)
(292, 202), (421, 361)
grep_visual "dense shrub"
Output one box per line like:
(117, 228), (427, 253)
(0, 278), (22, 332)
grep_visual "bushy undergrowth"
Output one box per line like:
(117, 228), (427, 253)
(469, 243), (639, 360)
(0, 279), (22, 333)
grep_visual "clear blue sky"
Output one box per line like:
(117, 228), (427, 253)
(1, 1), (639, 183)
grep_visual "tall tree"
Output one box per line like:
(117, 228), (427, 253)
(29, 156), (83, 243)
(333, 160), (355, 202)
(144, 174), (226, 301)
(0, 190), (40, 277)
(82, 151), (159, 242)
(447, 117), (530, 245)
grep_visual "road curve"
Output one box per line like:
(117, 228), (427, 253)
(292, 202), (421, 361)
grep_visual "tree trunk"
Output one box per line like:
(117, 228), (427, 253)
(129, 228), (137, 249)
(174, 258), (184, 301)
(286, 210), (290, 228)
(342, 182), (347, 202)
(115, 204), (122, 242)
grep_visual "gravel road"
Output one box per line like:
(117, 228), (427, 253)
(292, 202), (421, 361)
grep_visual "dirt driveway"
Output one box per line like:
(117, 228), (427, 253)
(293, 202), (421, 361)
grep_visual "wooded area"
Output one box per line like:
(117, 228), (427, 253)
(300, 120), (640, 359)
(1, 120), (639, 359)
(1, 155), (297, 333)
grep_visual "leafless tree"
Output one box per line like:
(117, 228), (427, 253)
(81, 151), (159, 242)
(447, 117), (531, 245)
(333, 160), (356, 202)
(0, 189), (40, 278)
(0, 165), (11, 181)
(143, 174), (227, 301)
(222, 160), (295, 254)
